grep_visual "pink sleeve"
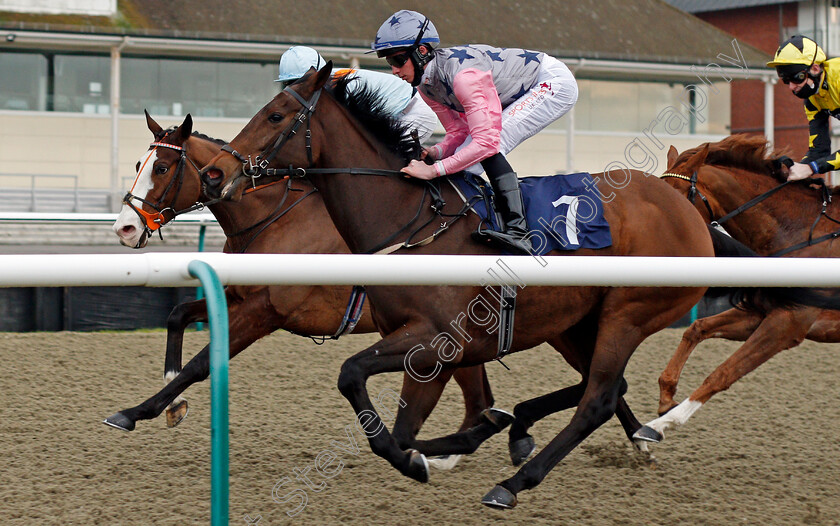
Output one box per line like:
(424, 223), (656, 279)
(437, 68), (502, 176)
(419, 93), (469, 161)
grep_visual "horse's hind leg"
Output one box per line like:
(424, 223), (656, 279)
(162, 298), (210, 427)
(486, 331), (642, 508)
(805, 310), (840, 342)
(104, 289), (282, 431)
(637, 307), (819, 444)
(658, 307), (763, 416)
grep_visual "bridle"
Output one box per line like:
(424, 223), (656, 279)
(123, 139), (211, 240)
(220, 84), (470, 254)
(662, 163), (840, 256)
(221, 87), (323, 181)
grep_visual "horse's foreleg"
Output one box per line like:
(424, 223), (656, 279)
(639, 307), (819, 443)
(336, 328), (448, 483)
(104, 289), (282, 431)
(658, 308), (763, 416)
(162, 298), (210, 427)
(452, 364), (495, 431)
(389, 365), (507, 470)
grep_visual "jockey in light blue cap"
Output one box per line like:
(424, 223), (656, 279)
(275, 46), (324, 87)
(275, 45), (438, 143)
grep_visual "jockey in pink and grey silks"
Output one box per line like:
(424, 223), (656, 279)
(372, 9), (577, 254)
(417, 44), (578, 176)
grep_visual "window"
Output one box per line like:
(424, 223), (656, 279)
(0, 52), (47, 111)
(122, 57), (277, 118)
(53, 54), (111, 113)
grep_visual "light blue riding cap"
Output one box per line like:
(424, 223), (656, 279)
(371, 10), (440, 54)
(275, 46), (325, 82)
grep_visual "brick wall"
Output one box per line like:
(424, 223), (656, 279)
(698, 3), (808, 157)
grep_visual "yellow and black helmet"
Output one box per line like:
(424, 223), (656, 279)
(767, 35), (826, 68)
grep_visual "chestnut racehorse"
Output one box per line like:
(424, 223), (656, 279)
(105, 112), (501, 471)
(634, 134), (840, 443)
(198, 66), (840, 508)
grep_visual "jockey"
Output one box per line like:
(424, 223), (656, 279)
(371, 9), (578, 255)
(275, 45), (438, 143)
(768, 35), (840, 182)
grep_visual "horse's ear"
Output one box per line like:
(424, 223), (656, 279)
(666, 145), (679, 168)
(177, 114), (193, 141)
(145, 109), (164, 137)
(314, 60), (333, 90)
(685, 143), (710, 169)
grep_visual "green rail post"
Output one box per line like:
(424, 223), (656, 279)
(690, 303), (699, 324)
(187, 260), (229, 526)
(195, 225), (207, 331)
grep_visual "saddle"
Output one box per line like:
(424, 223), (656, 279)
(447, 172), (613, 256)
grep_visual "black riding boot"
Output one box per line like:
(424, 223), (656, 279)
(472, 154), (532, 254)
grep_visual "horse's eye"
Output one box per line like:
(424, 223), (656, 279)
(135, 161), (141, 172)
(268, 113), (284, 123)
(155, 165), (168, 175)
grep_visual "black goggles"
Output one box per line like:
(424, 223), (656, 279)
(385, 53), (411, 68)
(779, 69), (809, 85)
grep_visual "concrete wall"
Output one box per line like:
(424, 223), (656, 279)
(0, 110), (724, 198)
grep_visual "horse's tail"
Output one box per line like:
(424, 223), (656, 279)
(705, 225), (839, 313)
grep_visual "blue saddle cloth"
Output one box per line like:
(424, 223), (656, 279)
(448, 172), (612, 256)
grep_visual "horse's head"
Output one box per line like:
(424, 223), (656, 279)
(663, 135), (782, 224)
(113, 111), (202, 248)
(201, 62), (334, 201)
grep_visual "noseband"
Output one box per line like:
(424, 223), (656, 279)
(123, 140), (210, 239)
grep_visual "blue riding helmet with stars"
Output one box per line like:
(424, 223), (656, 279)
(371, 9), (440, 56)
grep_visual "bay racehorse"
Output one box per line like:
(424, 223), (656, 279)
(633, 134), (840, 443)
(105, 112), (502, 471)
(198, 66), (840, 508)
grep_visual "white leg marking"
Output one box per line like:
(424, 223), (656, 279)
(164, 370), (186, 408)
(427, 454), (463, 471)
(644, 399), (703, 437)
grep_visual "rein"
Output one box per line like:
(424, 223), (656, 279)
(222, 84), (469, 254)
(228, 179), (319, 254)
(663, 168), (840, 256)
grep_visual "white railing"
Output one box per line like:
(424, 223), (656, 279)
(0, 253), (837, 287)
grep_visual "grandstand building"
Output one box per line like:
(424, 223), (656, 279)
(0, 0), (773, 213)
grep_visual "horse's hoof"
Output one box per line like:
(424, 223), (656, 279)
(165, 400), (189, 428)
(103, 412), (135, 432)
(427, 454), (462, 471)
(481, 485), (517, 509)
(480, 408), (515, 431)
(406, 449), (429, 483)
(509, 436), (536, 466)
(632, 426), (663, 443)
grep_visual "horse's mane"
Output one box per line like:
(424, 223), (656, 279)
(674, 134), (789, 181)
(325, 73), (421, 163)
(159, 125), (226, 146)
(675, 133), (840, 196)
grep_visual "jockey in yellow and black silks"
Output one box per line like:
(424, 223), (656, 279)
(768, 35), (840, 181)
